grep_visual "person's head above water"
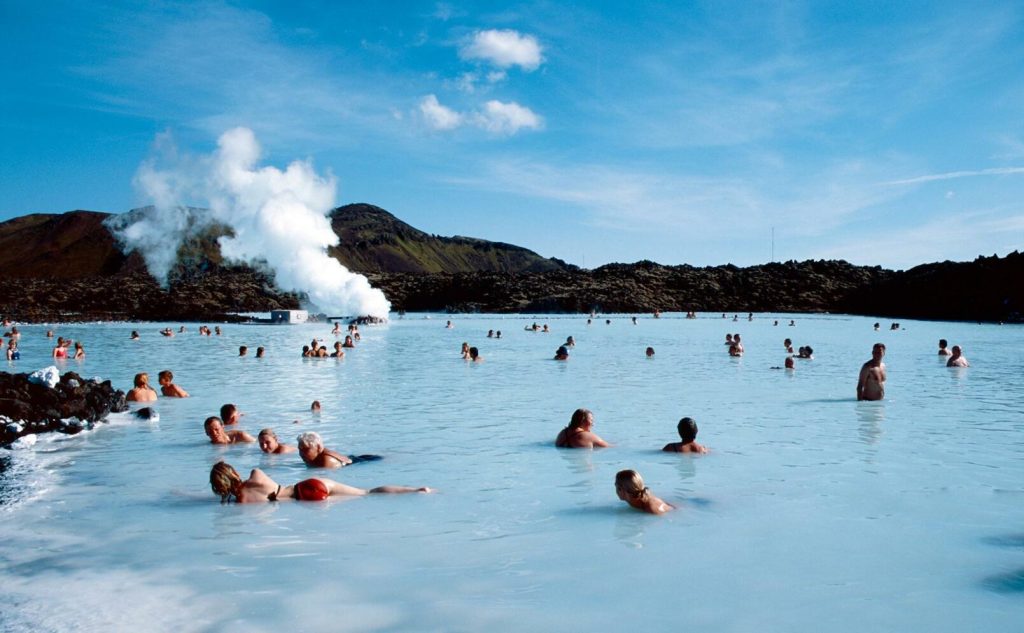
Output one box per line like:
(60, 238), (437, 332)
(615, 470), (650, 502)
(210, 461), (242, 502)
(677, 417), (698, 443)
(646, 346), (655, 357)
(133, 372), (150, 388)
(258, 428), (280, 453)
(220, 403), (240, 425)
(469, 347), (480, 360)
(569, 408), (593, 430)
(297, 431), (324, 463)
(939, 338), (948, 348)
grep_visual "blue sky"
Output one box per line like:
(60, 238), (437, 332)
(2, 1), (1023, 269)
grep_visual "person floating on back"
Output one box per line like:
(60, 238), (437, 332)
(662, 417), (707, 454)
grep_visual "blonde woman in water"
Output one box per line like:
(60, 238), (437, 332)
(615, 470), (673, 515)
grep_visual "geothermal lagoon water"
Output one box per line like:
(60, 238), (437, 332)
(1, 314), (1023, 632)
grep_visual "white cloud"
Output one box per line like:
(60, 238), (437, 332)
(459, 29), (543, 71)
(474, 100), (543, 134)
(418, 97), (541, 135)
(486, 70), (507, 83)
(419, 94), (463, 130)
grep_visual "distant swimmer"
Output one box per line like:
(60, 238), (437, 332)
(209, 461), (430, 503)
(332, 322), (341, 335)
(52, 337), (67, 359)
(311, 400), (321, 413)
(937, 339), (952, 356)
(343, 335), (356, 348)
(130, 330), (140, 340)
(631, 316), (637, 325)
(297, 431), (380, 468)
(729, 334), (744, 356)
(6, 340), (20, 360)
(789, 320), (795, 326)
(646, 346), (655, 357)
(158, 370), (189, 397)
(256, 346), (265, 358)
(469, 347), (482, 362)
(662, 417), (707, 454)
(258, 428), (297, 454)
(946, 345), (969, 367)
(783, 338), (793, 352)
(495, 331), (502, 339)
(785, 356), (795, 370)
(331, 341), (345, 358)
(204, 416), (255, 444)
(615, 470), (673, 515)
(446, 320), (454, 329)
(220, 403), (242, 426)
(215, 326), (222, 335)
(542, 324), (550, 332)
(239, 345), (248, 357)
(73, 342), (85, 359)
(487, 330), (494, 338)
(160, 328), (174, 337)
(461, 342), (471, 359)
(873, 322), (880, 331)
(856, 343), (886, 401)
(554, 408), (610, 448)
(565, 336), (575, 347)
(554, 345), (569, 360)
(797, 346), (814, 359)
(725, 333), (733, 346)
(126, 372), (158, 402)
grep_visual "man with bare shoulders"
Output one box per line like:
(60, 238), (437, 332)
(937, 339), (952, 356)
(204, 416), (255, 444)
(946, 345), (969, 367)
(297, 431), (371, 468)
(662, 417), (707, 454)
(555, 408), (610, 448)
(158, 370), (189, 397)
(857, 343), (887, 401)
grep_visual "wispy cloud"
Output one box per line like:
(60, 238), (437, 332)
(459, 29), (543, 71)
(885, 167), (1024, 186)
(810, 208), (1024, 268)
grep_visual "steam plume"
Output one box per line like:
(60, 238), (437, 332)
(108, 128), (391, 318)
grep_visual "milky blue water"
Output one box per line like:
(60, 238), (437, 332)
(1, 313), (1023, 632)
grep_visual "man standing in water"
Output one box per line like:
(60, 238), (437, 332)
(947, 345), (969, 367)
(857, 343), (887, 401)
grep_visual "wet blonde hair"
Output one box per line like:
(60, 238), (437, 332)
(258, 428), (277, 440)
(569, 408), (593, 430)
(210, 461), (241, 502)
(615, 470), (650, 502)
(133, 372), (149, 388)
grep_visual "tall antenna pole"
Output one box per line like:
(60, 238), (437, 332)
(771, 227), (775, 263)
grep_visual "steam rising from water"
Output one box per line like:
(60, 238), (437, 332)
(108, 128), (391, 318)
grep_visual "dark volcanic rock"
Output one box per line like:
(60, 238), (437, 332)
(0, 370), (128, 446)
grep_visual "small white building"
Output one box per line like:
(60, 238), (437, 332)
(270, 310), (308, 324)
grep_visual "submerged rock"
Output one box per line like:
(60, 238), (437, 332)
(0, 370), (128, 446)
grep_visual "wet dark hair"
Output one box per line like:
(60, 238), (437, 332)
(469, 347), (479, 359)
(219, 404), (237, 421)
(939, 339), (948, 347)
(677, 417), (698, 443)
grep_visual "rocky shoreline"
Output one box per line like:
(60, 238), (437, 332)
(0, 369), (128, 447)
(0, 252), (1020, 324)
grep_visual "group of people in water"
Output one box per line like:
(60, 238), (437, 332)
(553, 408), (707, 514)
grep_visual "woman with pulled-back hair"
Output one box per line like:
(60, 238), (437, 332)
(555, 408), (610, 448)
(209, 461), (430, 503)
(614, 470), (672, 515)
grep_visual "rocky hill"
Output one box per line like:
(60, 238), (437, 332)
(0, 204), (566, 279)
(0, 206), (1019, 323)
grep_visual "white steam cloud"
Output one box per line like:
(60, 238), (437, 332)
(109, 127), (391, 318)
